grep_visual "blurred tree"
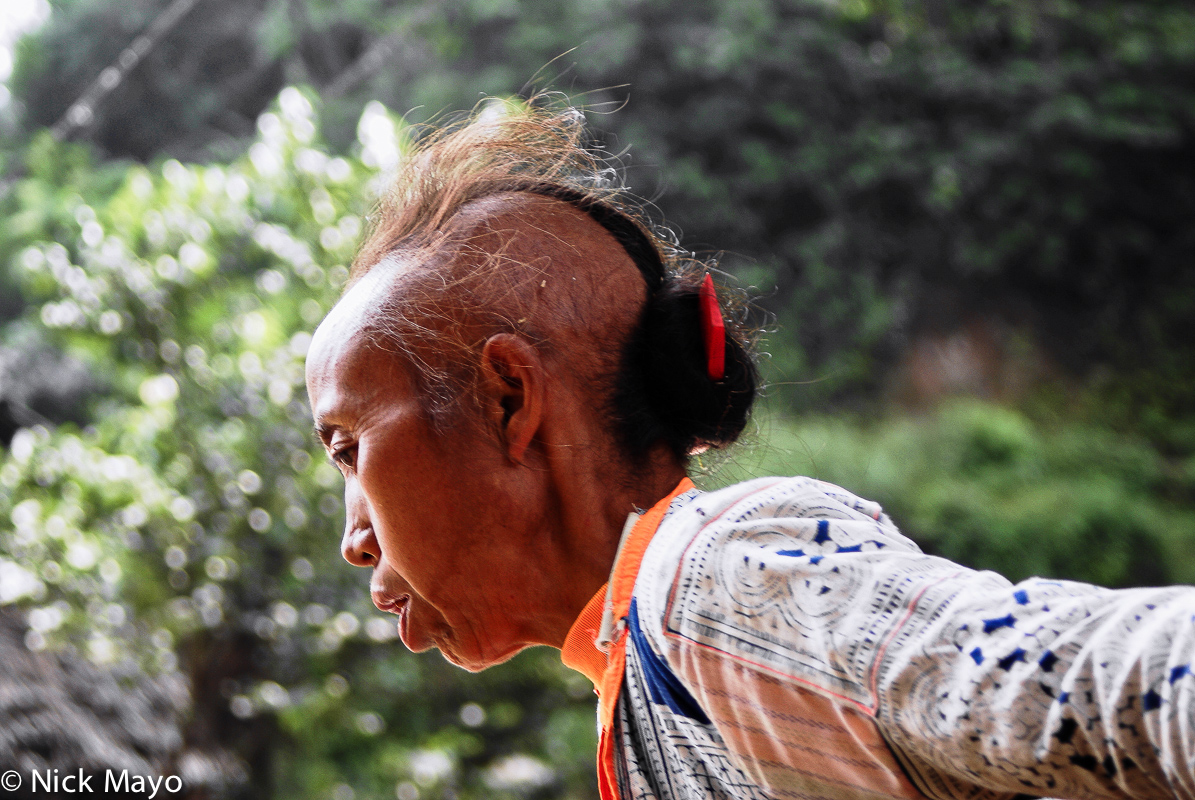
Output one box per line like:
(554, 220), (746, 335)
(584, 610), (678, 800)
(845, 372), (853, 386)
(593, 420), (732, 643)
(8, 0), (433, 161)
(14, 0), (280, 160)
(0, 93), (598, 799)
(506, 0), (1195, 412)
(0, 606), (242, 799)
(8, 0), (1195, 415)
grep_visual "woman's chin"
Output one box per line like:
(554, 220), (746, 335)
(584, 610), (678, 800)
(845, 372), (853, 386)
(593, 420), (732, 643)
(437, 634), (527, 673)
(396, 607), (436, 654)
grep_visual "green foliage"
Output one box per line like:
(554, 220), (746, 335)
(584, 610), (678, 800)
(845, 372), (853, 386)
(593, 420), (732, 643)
(12, 0), (1195, 409)
(4, 1), (1195, 796)
(0, 90), (597, 799)
(720, 400), (1195, 588)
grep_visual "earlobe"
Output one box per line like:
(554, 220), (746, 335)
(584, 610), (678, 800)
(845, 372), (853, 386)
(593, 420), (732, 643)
(480, 334), (544, 464)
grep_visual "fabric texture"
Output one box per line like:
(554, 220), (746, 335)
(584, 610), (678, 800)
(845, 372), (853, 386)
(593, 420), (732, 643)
(605, 476), (1195, 800)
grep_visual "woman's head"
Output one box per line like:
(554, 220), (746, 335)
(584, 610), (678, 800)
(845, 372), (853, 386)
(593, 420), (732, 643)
(344, 101), (759, 463)
(305, 100), (760, 669)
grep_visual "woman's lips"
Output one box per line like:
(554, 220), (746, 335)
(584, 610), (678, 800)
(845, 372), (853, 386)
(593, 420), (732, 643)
(373, 594), (410, 641)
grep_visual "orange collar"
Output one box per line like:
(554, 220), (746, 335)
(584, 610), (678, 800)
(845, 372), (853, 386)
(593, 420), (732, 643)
(561, 582), (609, 686)
(560, 477), (696, 689)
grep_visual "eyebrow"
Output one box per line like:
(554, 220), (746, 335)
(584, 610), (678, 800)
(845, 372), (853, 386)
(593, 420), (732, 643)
(313, 422), (337, 446)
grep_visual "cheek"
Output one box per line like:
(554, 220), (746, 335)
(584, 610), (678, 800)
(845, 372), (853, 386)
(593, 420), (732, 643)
(354, 438), (446, 564)
(354, 429), (418, 507)
(358, 420), (476, 512)
(355, 417), (508, 572)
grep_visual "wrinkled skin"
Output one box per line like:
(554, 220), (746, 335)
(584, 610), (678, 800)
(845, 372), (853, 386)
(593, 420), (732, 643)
(305, 197), (686, 671)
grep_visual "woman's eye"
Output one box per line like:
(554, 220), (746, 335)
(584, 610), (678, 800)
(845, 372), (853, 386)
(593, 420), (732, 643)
(331, 446), (357, 471)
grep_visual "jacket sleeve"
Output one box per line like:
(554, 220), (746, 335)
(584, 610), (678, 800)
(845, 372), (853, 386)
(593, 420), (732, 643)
(635, 478), (1195, 800)
(874, 573), (1195, 800)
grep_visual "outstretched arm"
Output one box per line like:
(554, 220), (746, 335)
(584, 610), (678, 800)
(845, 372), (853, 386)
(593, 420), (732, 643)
(876, 575), (1195, 800)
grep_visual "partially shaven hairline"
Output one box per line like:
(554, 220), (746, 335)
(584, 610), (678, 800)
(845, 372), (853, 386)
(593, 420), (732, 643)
(342, 191), (648, 432)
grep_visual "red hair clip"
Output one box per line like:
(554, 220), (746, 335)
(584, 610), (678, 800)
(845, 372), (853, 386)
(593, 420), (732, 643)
(699, 273), (726, 381)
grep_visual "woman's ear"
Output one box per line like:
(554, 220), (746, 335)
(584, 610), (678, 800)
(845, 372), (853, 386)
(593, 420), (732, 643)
(479, 333), (544, 464)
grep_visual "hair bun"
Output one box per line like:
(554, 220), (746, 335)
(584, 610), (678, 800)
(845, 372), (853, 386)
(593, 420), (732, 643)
(613, 276), (758, 461)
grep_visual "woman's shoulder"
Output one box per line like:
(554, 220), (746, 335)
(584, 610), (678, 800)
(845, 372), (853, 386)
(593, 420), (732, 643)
(678, 475), (901, 527)
(632, 475), (925, 635)
(630, 476), (980, 707)
(648, 475), (921, 570)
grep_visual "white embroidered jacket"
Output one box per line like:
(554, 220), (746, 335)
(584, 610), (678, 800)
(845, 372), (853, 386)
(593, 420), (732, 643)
(613, 477), (1195, 800)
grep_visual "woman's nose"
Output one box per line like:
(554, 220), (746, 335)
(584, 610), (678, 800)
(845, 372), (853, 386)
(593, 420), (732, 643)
(342, 523), (381, 567)
(341, 482), (380, 567)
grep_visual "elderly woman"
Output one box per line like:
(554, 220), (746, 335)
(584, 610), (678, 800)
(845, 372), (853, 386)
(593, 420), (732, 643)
(305, 107), (1195, 800)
